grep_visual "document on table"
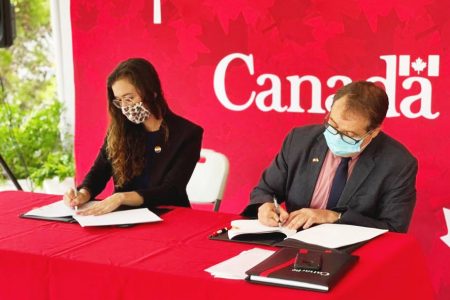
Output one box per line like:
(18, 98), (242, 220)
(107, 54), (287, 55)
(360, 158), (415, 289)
(227, 219), (297, 239)
(73, 208), (162, 227)
(205, 248), (275, 280)
(441, 207), (450, 247)
(288, 223), (388, 249)
(23, 200), (162, 227)
(23, 200), (93, 218)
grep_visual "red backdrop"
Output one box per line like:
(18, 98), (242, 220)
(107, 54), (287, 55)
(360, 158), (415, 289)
(71, 1), (449, 298)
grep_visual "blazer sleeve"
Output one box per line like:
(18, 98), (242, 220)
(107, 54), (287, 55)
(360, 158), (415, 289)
(242, 130), (294, 217)
(338, 156), (418, 233)
(78, 140), (113, 199)
(136, 126), (203, 207)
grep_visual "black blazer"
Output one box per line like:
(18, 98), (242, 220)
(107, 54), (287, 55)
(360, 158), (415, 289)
(243, 125), (418, 233)
(80, 110), (203, 208)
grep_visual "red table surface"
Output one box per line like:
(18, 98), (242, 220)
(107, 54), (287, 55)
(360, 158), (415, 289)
(0, 191), (435, 300)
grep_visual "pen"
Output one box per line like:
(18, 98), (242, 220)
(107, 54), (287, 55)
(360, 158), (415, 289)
(209, 227), (229, 238)
(73, 187), (78, 212)
(273, 196), (281, 228)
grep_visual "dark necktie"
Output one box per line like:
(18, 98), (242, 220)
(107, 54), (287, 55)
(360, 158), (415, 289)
(327, 157), (351, 209)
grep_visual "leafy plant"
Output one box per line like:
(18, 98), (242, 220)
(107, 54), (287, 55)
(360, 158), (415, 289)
(0, 100), (74, 186)
(0, 0), (74, 187)
(30, 151), (75, 187)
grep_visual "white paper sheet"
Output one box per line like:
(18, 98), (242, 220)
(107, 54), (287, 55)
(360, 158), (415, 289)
(73, 208), (162, 227)
(440, 207), (450, 247)
(288, 223), (388, 248)
(24, 200), (84, 218)
(205, 248), (275, 280)
(227, 219), (296, 239)
(24, 200), (162, 227)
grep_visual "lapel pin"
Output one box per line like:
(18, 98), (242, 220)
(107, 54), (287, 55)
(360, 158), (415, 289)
(312, 157), (319, 163)
(154, 146), (162, 153)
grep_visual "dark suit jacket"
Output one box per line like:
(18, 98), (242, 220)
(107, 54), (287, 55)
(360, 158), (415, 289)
(80, 110), (203, 208)
(243, 125), (418, 233)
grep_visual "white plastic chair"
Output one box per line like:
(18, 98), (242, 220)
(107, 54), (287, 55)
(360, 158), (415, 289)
(187, 149), (229, 212)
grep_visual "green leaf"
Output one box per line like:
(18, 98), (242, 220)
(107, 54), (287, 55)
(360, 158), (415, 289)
(0, 0), (74, 187)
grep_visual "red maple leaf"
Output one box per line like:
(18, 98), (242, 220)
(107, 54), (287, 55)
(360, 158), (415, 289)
(193, 13), (249, 66)
(267, 0), (315, 44)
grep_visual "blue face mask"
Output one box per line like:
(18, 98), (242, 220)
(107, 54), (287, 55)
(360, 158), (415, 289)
(323, 129), (364, 157)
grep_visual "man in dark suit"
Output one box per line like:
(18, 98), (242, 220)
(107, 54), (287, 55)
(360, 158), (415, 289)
(243, 81), (417, 233)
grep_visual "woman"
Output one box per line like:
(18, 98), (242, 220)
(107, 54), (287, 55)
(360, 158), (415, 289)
(64, 58), (203, 215)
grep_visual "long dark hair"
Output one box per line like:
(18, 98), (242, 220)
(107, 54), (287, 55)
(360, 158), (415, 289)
(106, 58), (169, 187)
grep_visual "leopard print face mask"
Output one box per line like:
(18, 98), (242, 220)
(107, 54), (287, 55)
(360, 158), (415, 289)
(121, 102), (151, 124)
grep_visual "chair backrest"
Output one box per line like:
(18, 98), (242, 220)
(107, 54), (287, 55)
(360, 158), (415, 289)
(187, 149), (229, 211)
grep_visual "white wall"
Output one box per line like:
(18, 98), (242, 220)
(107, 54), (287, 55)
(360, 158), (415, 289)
(50, 0), (75, 140)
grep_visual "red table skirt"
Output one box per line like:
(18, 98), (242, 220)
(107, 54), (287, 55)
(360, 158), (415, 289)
(0, 191), (436, 300)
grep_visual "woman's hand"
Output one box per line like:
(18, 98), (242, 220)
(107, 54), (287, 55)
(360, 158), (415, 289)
(76, 193), (125, 216)
(75, 192), (143, 216)
(63, 188), (90, 209)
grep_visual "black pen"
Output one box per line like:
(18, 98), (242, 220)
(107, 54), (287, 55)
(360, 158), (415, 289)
(273, 196), (281, 228)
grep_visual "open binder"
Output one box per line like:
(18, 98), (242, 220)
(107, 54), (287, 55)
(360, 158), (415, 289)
(209, 226), (369, 253)
(20, 200), (171, 227)
(209, 218), (295, 246)
(20, 213), (77, 223)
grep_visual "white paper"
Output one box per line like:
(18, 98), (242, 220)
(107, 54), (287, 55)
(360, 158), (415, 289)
(440, 207), (450, 247)
(227, 219), (297, 239)
(205, 248), (275, 280)
(288, 223), (388, 248)
(23, 200), (95, 218)
(73, 208), (162, 227)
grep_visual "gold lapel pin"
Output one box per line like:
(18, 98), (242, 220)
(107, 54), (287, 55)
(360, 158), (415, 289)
(154, 146), (162, 153)
(312, 157), (319, 163)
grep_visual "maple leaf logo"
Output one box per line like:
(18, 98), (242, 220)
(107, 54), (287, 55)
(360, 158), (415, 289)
(412, 57), (427, 75)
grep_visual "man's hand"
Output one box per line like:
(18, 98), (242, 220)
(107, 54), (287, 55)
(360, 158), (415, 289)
(258, 202), (289, 227)
(285, 208), (340, 230)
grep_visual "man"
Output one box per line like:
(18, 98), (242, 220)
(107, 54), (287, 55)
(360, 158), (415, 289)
(243, 81), (417, 233)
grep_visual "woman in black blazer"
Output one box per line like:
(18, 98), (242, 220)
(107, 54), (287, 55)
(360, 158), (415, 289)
(63, 58), (203, 215)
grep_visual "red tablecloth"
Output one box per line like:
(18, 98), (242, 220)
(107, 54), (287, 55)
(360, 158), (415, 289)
(0, 191), (435, 300)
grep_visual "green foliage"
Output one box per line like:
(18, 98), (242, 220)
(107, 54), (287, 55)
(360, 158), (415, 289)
(1, 1), (54, 107)
(0, 100), (74, 186)
(30, 151), (75, 187)
(0, 0), (74, 186)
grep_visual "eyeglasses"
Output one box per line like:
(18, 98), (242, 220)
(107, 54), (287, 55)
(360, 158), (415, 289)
(323, 119), (372, 145)
(112, 95), (138, 108)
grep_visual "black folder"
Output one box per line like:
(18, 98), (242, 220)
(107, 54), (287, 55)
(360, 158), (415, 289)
(209, 230), (288, 246)
(20, 213), (76, 223)
(246, 247), (358, 292)
(20, 207), (172, 226)
(209, 229), (367, 253)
